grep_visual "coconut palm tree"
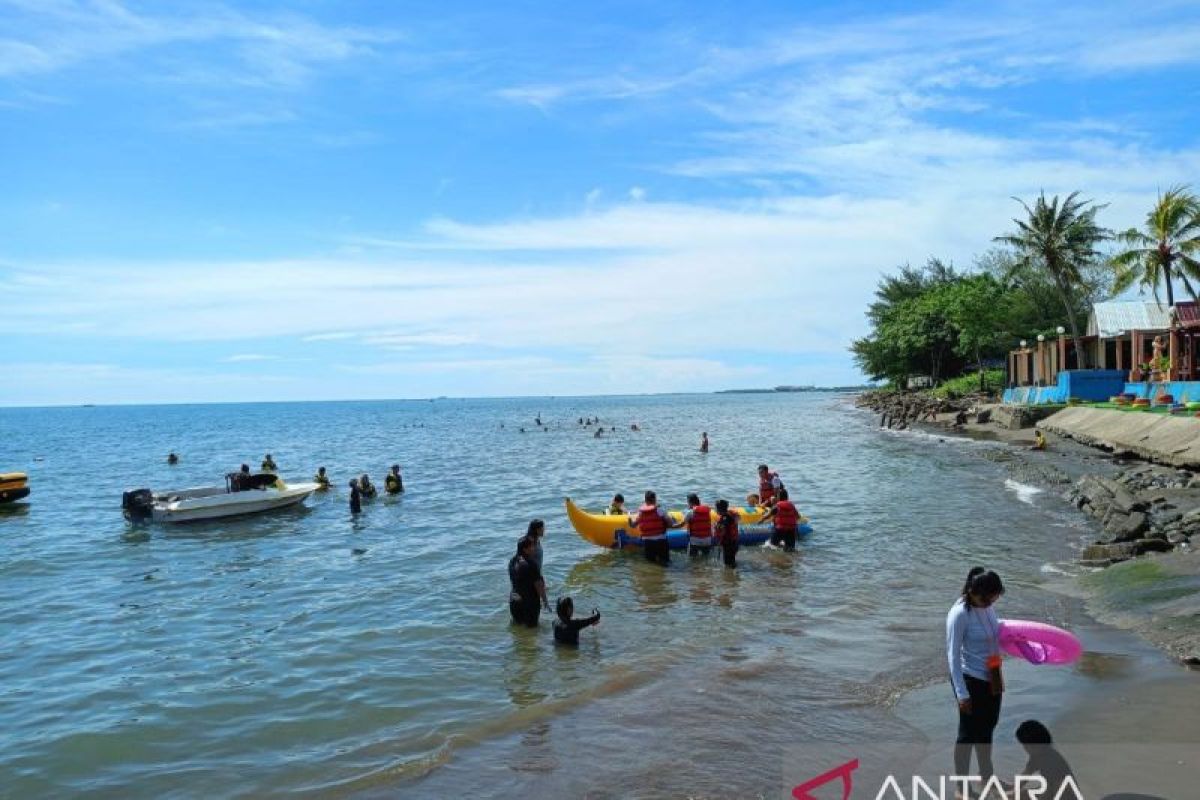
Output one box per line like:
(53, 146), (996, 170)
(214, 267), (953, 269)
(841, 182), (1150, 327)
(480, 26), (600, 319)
(1110, 185), (1200, 307)
(995, 192), (1109, 368)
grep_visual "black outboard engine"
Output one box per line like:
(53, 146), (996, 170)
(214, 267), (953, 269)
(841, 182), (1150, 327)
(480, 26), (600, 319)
(122, 488), (154, 521)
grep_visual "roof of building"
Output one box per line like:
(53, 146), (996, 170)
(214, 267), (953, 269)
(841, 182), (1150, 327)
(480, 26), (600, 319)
(1176, 301), (1200, 328)
(1087, 301), (1173, 337)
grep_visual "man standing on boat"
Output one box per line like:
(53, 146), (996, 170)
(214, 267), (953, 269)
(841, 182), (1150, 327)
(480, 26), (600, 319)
(629, 490), (677, 566)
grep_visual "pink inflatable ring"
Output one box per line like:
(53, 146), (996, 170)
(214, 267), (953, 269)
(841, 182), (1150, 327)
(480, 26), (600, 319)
(998, 619), (1082, 665)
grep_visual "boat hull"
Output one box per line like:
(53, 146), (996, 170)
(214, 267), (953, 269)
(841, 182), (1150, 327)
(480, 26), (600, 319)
(0, 486), (30, 504)
(142, 482), (320, 523)
(564, 497), (809, 550)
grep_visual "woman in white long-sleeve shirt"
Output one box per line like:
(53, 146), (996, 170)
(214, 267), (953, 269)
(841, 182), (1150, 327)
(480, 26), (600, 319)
(946, 567), (1006, 780)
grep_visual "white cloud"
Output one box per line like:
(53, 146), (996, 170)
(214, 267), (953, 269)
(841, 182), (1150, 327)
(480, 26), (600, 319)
(223, 353), (277, 362)
(628, 186), (646, 202)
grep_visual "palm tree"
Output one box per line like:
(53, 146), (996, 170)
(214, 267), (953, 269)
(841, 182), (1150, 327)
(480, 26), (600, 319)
(995, 192), (1109, 369)
(1110, 185), (1200, 307)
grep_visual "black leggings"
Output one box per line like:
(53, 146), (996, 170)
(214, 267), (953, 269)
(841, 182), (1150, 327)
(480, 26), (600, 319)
(643, 538), (670, 566)
(509, 599), (539, 627)
(955, 675), (1002, 778)
(770, 526), (797, 551)
(721, 541), (738, 567)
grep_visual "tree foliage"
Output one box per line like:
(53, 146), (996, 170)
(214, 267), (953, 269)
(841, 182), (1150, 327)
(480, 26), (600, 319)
(1110, 185), (1200, 306)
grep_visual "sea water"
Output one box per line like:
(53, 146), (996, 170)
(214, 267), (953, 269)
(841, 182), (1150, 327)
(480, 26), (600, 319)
(0, 394), (1186, 797)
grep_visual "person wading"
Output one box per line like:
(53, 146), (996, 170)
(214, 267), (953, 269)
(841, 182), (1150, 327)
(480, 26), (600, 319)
(508, 535), (550, 627)
(629, 490), (675, 566)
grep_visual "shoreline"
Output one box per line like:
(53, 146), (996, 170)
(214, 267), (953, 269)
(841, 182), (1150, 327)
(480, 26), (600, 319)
(904, 397), (1200, 667)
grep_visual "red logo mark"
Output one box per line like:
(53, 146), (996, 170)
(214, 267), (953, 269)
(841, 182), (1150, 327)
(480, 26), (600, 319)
(792, 758), (860, 800)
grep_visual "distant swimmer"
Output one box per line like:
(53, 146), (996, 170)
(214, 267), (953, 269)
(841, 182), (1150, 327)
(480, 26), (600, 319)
(359, 474), (377, 498)
(261, 453), (278, 473)
(240, 464), (251, 476)
(385, 464), (404, 494)
(700, 432), (709, 453)
(760, 487), (801, 552)
(349, 479), (362, 514)
(1032, 431), (1047, 451)
(535, 414), (543, 426)
(167, 452), (179, 465)
(756, 464), (783, 506)
(593, 428), (602, 438)
(314, 466), (331, 489)
(629, 490), (676, 566)
(683, 493), (713, 557)
(519, 427), (526, 433)
(578, 417), (584, 425)
(631, 423), (640, 431)
(605, 493), (626, 515)
(553, 597), (600, 646)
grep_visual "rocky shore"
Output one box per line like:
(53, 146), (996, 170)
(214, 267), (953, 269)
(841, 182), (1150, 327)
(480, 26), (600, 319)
(859, 388), (1200, 665)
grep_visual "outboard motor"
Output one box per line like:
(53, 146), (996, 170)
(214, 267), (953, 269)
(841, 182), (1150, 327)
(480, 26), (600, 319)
(122, 488), (154, 521)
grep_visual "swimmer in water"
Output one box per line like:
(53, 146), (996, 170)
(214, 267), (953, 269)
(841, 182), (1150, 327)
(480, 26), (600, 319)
(700, 432), (709, 453)
(359, 474), (377, 498)
(606, 493), (626, 515)
(553, 597), (600, 646)
(385, 464), (404, 494)
(349, 479), (362, 514)
(167, 452), (179, 465)
(313, 466), (330, 489)
(261, 453), (278, 473)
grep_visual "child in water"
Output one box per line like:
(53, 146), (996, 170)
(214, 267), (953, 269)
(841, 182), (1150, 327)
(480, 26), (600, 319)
(606, 493), (626, 515)
(1013, 720), (1075, 799)
(714, 499), (739, 568)
(745, 492), (761, 510)
(553, 597), (600, 645)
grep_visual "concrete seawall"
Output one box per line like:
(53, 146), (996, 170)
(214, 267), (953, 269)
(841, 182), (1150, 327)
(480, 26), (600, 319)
(1039, 407), (1200, 468)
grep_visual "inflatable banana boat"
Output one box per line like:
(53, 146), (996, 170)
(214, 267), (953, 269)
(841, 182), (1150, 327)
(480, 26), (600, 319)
(0, 472), (30, 504)
(563, 497), (811, 550)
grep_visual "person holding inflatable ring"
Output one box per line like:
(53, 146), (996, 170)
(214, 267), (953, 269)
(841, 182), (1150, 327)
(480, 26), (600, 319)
(946, 567), (1006, 782)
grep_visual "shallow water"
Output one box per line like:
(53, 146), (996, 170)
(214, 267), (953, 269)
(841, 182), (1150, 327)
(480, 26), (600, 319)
(0, 394), (1193, 797)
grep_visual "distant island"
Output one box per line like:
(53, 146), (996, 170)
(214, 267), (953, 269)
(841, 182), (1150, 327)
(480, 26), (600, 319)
(717, 385), (871, 394)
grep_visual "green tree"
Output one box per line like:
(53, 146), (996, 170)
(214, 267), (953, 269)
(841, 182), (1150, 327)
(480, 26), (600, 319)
(941, 274), (1012, 392)
(1110, 185), (1200, 306)
(994, 192), (1109, 368)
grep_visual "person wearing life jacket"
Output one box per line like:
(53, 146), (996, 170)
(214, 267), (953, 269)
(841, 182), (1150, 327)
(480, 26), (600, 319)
(313, 466), (331, 489)
(757, 464), (783, 507)
(606, 493), (626, 515)
(629, 490), (676, 566)
(713, 498), (740, 568)
(761, 488), (801, 551)
(385, 464), (404, 494)
(262, 453), (278, 473)
(683, 493), (714, 557)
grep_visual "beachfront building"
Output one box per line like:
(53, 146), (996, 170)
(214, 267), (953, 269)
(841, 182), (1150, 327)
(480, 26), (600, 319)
(1004, 299), (1200, 405)
(1006, 300), (1200, 387)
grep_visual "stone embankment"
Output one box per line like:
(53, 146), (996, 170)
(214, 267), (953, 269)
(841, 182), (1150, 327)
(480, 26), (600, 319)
(1067, 464), (1200, 566)
(855, 390), (980, 429)
(1040, 407), (1200, 468)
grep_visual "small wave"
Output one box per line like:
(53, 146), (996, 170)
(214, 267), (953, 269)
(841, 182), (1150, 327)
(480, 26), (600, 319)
(1004, 478), (1043, 504)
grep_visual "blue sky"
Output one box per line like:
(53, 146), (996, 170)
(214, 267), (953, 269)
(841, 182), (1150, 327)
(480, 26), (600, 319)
(3, 0), (1200, 405)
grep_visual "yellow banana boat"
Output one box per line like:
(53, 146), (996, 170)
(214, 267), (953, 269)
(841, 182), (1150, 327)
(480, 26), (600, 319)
(0, 472), (30, 504)
(564, 497), (773, 549)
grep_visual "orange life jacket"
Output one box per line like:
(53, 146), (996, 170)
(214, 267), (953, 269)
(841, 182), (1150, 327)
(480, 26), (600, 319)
(759, 472), (779, 502)
(636, 504), (667, 538)
(687, 505), (712, 537)
(774, 499), (799, 530)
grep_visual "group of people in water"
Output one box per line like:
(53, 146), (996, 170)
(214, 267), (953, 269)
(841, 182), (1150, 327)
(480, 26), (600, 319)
(506, 520), (602, 645)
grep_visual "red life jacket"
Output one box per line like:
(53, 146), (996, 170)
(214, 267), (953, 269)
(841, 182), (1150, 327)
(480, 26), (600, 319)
(636, 504), (667, 538)
(774, 499), (799, 530)
(759, 472), (780, 503)
(687, 505), (712, 537)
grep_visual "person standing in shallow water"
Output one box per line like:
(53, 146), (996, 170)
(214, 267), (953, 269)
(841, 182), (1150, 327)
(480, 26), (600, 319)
(700, 432), (709, 453)
(385, 464), (404, 494)
(508, 535), (549, 627)
(348, 479), (362, 514)
(946, 567), (1006, 782)
(526, 519), (546, 570)
(714, 499), (739, 568)
(630, 490), (675, 566)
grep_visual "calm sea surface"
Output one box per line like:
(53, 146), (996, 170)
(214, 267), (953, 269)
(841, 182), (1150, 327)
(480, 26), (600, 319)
(0, 393), (1184, 798)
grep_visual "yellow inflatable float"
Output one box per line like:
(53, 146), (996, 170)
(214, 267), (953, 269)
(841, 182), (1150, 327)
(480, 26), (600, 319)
(564, 497), (788, 549)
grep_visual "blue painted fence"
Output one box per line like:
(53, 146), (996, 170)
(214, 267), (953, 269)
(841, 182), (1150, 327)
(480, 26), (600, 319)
(1002, 370), (1128, 406)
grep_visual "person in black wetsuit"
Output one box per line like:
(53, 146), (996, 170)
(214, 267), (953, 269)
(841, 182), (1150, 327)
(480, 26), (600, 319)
(508, 536), (549, 627)
(553, 597), (600, 645)
(348, 479), (362, 514)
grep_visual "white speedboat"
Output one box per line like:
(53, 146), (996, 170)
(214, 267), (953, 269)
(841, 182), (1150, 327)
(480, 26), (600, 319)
(122, 473), (320, 523)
